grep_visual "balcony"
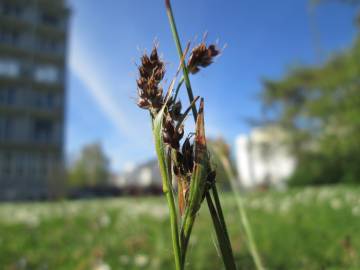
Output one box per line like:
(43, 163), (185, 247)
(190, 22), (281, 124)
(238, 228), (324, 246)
(0, 43), (65, 66)
(0, 9), (68, 42)
(37, 0), (70, 17)
(0, 74), (64, 92)
(0, 105), (63, 120)
(0, 140), (62, 152)
(0, 116), (63, 149)
(0, 15), (30, 33)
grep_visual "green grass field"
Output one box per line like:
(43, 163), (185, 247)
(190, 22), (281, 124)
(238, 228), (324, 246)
(0, 185), (359, 270)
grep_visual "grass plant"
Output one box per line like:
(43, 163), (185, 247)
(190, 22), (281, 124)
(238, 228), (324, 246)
(135, 1), (237, 268)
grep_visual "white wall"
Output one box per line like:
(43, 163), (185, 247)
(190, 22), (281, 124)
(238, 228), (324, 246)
(235, 126), (296, 188)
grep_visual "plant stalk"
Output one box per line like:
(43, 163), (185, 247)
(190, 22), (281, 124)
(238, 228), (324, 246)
(152, 117), (183, 270)
(211, 185), (232, 244)
(165, 0), (197, 120)
(206, 193), (237, 270)
(173, 76), (184, 102)
(165, 1), (236, 269)
(213, 145), (265, 270)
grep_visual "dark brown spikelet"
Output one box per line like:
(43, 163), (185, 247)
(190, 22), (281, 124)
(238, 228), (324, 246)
(181, 137), (194, 174)
(167, 98), (183, 121)
(187, 43), (220, 74)
(162, 114), (184, 150)
(137, 47), (165, 112)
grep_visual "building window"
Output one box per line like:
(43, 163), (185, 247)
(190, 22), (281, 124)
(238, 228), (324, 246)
(1, 3), (22, 17)
(0, 58), (20, 77)
(39, 39), (59, 53)
(45, 93), (55, 108)
(42, 153), (52, 177)
(14, 154), (24, 177)
(0, 153), (3, 178)
(34, 65), (59, 83)
(32, 155), (41, 178)
(0, 31), (19, 45)
(34, 92), (59, 109)
(0, 89), (16, 105)
(1, 152), (12, 177)
(33, 119), (53, 142)
(0, 117), (12, 140)
(41, 13), (59, 27)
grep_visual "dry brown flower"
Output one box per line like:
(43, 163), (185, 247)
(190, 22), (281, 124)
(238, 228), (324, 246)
(187, 43), (220, 74)
(137, 47), (165, 111)
(162, 114), (184, 150)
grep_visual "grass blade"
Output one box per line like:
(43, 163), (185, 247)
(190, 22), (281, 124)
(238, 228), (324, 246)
(211, 144), (265, 270)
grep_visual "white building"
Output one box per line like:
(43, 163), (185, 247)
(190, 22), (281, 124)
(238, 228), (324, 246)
(112, 159), (162, 188)
(235, 126), (296, 188)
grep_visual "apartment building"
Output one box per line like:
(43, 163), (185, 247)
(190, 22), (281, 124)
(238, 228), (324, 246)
(0, 0), (70, 199)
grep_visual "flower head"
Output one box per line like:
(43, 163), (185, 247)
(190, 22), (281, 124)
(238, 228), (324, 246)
(187, 43), (220, 74)
(137, 47), (165, 112)
(162, 114), (184, 150)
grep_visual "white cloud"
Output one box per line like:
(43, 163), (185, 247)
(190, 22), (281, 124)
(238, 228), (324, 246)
(69, 42), (134, 138)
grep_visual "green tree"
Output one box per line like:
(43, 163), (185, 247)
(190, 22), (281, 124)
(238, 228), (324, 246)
(68, 143), (110, 187)
(260, 7), (360, 185)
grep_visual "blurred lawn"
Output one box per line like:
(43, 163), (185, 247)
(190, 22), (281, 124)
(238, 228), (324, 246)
(0, 186), (359, 270)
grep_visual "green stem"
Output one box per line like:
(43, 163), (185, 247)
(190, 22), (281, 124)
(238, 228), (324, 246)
(181, 192), (236, 269)
(166, 186), (183, 270)
(211, 185), (232, 244)
(173, 76), (184, 102)
(152, 117), (183, 270)
(205, 193), (237, 270)
(165, 0), (197, 121)
(180, 209), (195, 266)
(214, 145), (265, 270)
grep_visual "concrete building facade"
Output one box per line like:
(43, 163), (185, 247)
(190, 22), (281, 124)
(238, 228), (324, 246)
(0, 0), (70, 200)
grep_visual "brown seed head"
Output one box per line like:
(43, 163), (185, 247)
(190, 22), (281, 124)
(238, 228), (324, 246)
(162, 114), (184, 150)
(182, 137), (194, 174)
(167, 98), (183, 121)
(136, 47), (165, 111)
(187, 43), (220, 74)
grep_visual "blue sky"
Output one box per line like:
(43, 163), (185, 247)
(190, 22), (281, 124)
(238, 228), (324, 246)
(66, 0), (358, 172)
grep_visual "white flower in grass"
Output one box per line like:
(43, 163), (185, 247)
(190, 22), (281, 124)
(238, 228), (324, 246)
(279, 199), (292, 214)
(93, 261), (111, 270)
(317, 189), (331, 202)
(149, 205), (168, 220)
(264, 202), (275, 213)
(330, 198), (342, 210)
(17, 257), (27, 268)
(151, 257), (161, 268)
(26, 216), (40, 228)
(345, 192), (356, 204)
(249, 199), (261, 209)
(98, 214), (111, 228)
(134, 254), (149, 267)
(352, 206), (360, 217)
(119, 255), (130, 265)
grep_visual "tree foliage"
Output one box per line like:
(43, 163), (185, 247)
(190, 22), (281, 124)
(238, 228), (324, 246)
(261, 19), (360, 185)
(68, 143), (110, 187)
